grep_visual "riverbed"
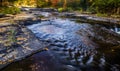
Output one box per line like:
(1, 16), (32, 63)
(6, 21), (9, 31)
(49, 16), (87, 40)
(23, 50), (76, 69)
(1, 12), (120, 71)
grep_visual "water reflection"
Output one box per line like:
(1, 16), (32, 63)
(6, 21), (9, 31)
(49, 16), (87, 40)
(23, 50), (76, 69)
(34, 25), (64, 34)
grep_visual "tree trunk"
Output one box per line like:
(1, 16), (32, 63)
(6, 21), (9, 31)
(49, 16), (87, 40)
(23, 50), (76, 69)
(117, 7), (120, 15)
(0, 0), (3, 6)
(63, 0), (67, 9)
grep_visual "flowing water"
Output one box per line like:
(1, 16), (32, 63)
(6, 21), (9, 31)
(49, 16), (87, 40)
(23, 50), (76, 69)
(2, 16), (120, 71)
(111, 25), (120, 34)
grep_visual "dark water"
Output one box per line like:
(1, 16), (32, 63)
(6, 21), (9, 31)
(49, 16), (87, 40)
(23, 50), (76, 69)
(2, 18), (120, 71)
(2, 51), (61, 71)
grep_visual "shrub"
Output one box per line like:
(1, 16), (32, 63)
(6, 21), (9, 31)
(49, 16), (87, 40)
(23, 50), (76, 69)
(58, 7), (65, 12)
(0, 7), (21, 15)
(67, 7), (73, 12)
(96, 13), (108, 17)
(58, 7), (73, 12)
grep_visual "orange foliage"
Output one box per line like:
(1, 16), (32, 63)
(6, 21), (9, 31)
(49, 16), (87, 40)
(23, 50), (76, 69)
(51, 0), (59, 7)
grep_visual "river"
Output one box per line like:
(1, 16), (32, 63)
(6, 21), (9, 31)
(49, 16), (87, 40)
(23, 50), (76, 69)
(2, 12), (120, 71)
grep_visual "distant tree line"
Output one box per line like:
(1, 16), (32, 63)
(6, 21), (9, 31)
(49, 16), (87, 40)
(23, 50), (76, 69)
(0, 0), (120, 14)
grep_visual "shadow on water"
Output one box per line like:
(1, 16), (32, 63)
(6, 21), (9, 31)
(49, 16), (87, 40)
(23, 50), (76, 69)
(2, 51), (61, 71)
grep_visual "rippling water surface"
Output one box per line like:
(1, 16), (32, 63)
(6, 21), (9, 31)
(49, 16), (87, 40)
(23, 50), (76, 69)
(2, 18), (120, 71)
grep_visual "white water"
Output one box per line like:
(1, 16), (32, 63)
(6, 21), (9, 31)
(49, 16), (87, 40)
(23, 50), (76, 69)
(111, 25), (120, 34)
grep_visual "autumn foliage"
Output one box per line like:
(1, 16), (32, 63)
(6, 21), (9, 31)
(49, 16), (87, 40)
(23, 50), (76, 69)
(0, 0), (120, 15)
(51, 0), (59, 7)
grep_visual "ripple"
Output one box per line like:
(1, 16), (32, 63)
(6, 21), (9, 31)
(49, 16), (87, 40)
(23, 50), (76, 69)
(35, 25), (64, 34)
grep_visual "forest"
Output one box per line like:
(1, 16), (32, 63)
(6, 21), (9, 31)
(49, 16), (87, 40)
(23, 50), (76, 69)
(0, 0), (120, 15)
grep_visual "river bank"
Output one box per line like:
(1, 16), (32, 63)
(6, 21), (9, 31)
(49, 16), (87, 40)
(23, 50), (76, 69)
(0, 12), (48, 69)
(59, 12), (120, 25)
